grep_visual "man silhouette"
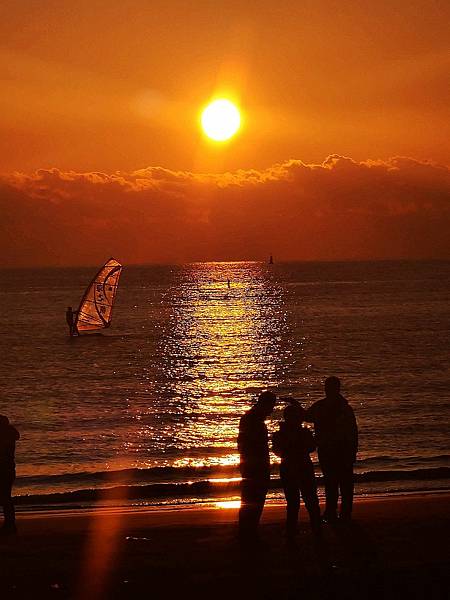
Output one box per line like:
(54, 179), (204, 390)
(0, 415), (20, 535)
(305, 377), (358, 523)
(238, 391), (276, 541)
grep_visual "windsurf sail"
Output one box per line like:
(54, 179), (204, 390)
(74, 258), (123, 333)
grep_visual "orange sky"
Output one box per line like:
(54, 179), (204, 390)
(1, 1), (449, 265)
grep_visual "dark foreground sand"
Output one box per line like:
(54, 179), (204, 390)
(0, 493), (449, 599)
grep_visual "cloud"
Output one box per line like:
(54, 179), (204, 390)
(1, 155), (449, 266)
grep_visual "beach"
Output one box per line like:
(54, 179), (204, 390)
(1, 492), (448, 599)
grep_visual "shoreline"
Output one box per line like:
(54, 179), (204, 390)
(14, 489), (450, 523)
(14, 485), (450, 514)
(13, 469), (450, 511)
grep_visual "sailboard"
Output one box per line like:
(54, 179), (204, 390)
(74, 258), (123, 334)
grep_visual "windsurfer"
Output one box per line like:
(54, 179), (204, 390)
(66, 306), (78, 337)
(73, 259), (122, 334)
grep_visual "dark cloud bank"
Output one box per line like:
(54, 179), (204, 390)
(1, 155), (449, 267)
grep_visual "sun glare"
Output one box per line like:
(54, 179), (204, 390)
(201, 99), (241, 142)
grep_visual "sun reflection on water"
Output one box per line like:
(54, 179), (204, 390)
(172, 454), (240, 469)
(124, 261), (296, 470)
(164, 263), (288, 390)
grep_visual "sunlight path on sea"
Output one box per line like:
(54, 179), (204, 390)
(125, 261), (295, 470)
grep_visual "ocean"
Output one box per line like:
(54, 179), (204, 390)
(0, 260), (449, 509)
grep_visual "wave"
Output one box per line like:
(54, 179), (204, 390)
(15, 465), (241, 487)
(16, 454), (450, 488)
(355, 454), (450, 467)
(14, 466), (450, 506)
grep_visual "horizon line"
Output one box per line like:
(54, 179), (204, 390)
(1, 257), (449, 271)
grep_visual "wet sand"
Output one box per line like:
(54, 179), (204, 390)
(1, 493), (449, 599)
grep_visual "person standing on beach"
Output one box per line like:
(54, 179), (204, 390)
(272, 401), (321, 541)
(305, 377), (358, 523)
(0, 415), (20, 535)
(237, 391), (276, 541)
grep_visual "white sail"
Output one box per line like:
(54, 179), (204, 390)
(75, 258), (123, 332)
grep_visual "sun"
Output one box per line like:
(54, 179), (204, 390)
(201, 99), (241, 142)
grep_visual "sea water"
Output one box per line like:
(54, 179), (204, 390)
(0, 261), (449, 507)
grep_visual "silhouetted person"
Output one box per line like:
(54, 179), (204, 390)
(305, 377), (358, 522)
(238, 391), (276, 541)
(273, 401), (321, 540)
(66, 306), (78, 337)
(0, 415), (20, 534)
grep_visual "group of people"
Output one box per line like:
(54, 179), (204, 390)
(238, 376), (358, 543)
(0, 376), (357, 540)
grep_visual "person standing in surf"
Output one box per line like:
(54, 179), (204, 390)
(237, 391), (276, 542)
(305, 377), (358, 523)
(0, 415), (20, 535)
(66, 306), (78, 337)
